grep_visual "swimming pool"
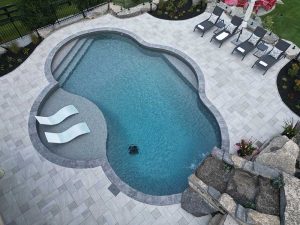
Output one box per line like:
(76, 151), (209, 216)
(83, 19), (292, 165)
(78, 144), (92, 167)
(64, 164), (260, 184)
(54, 32), (222, 196)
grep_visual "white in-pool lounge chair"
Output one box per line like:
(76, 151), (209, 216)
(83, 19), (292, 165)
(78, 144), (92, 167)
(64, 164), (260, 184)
(35, 105), (78, 125)
(45, 122), (90, 144)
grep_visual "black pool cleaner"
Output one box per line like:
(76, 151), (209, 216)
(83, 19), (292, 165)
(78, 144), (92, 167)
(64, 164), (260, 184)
(128, 145), (139, 154)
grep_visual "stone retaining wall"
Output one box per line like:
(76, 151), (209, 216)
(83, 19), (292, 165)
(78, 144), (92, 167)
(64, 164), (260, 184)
(211, 147), (280, 179)
(187, 147), (283, 225)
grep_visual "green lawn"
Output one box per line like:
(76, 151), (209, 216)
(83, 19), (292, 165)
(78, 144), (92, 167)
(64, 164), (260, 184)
(262, 0), (300, 47)
(0, 0), (14, 7)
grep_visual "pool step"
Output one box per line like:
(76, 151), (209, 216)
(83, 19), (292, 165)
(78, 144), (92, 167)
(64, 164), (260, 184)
(58, 38), (94, 86)
(53, 38), (91, 81)
(163, 54), (198, 90)
(51, 39), (78, 74)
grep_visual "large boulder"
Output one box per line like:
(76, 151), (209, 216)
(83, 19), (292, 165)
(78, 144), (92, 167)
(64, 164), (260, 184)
(218, 193), (237, 215)
(226, 169), (258, 207)
(259, 136), (289, 153)
(196, 156), (232, 193)
(181, 188), (218, 217)
(255, 177), (280, 216)
(283, 173), (300, 225)
(256, 137), (299, 175)
(247, 209), (280, 225)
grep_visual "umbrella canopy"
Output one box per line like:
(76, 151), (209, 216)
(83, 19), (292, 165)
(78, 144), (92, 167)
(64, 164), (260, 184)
(223, 0), (277, 12)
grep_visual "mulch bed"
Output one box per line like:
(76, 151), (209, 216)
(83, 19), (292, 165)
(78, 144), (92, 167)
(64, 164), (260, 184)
(277, 59), (300, 117)
(0, 39), (42, 77)
(149, 0), (206, 20)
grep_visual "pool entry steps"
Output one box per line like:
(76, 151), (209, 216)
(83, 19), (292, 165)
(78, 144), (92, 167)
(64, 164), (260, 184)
(52, 37), (94, 85)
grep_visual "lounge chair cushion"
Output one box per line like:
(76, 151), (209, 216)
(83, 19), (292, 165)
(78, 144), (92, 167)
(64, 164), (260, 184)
(208, 14), (218, 24)
(248, 34), (260, 45)
(197, 24), (204, 30)
(45, 122), (90, 143)
(216, 32), (229, 41)
(269, 47), (282, 59)
(259, 61), (268, 67)
(226, 24), (236, 34)
(237, 47), (245, 53)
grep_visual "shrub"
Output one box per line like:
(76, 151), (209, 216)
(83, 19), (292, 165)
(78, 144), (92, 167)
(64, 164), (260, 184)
(281, 119), (299, 138)
(294, 79), (300, 91)
(157, 10), (163, 15)
(244, 201), (256, 209)
(178, 0), (187, 9)
(8, 42), (21, 54)
(224, 163), (233, 173)
(23, 48), (30, 55)
(30, 34), (40, 45)
(236, 139), (257, 157)
(288, 63), (300, 77)
(158, 0), (166, 10)
(165, 1), (175, 12)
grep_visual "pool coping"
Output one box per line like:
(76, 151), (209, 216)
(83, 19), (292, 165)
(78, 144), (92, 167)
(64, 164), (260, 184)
(29, 27), (230, 205)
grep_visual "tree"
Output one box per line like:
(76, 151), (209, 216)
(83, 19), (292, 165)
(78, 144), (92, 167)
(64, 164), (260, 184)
(16, 0), (57, 31)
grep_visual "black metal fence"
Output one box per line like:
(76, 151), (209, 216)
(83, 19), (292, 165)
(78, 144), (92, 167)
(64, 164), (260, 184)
(0, 0), (150, 45)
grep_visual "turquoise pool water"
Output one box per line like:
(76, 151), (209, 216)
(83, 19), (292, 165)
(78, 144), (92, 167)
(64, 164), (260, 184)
(61, 33), (221, 196)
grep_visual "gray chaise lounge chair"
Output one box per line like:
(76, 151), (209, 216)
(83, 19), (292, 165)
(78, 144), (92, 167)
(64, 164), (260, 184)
(210, 16), (243, 48)
(45, 122), (90, 143)
(193, 6), (224, 37)
(231, 26), (267, 60)
(35, 105), (78, 125)
(252, 39), (291, 75)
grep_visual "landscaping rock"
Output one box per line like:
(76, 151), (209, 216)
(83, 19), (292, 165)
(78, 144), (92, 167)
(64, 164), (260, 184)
(226, 169), (258, 207)
(189, 174), (208, 192)
(208, 213), (225, 225)
(231, 155), (246, 168)
(223, 214), (239, 225)
(253, 162), (280, 179)
(283, 173), (300, 225)
(247, 209), (280, 225)
(196, 156), (232, 193)
(292, 121), (300, 146)
(259, 136), (289, 153)
(256, 139), (299, 175)
(235, 204), (246, 222)
(218, 193), (237, 215)
(255, 177), (280, 216)
(181, 188), (218, 217)
(208, 186), (221, 199)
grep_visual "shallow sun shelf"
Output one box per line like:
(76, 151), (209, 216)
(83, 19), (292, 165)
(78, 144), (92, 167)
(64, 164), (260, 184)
(45, 122), (90, 144)
(35, 105), (78, 125)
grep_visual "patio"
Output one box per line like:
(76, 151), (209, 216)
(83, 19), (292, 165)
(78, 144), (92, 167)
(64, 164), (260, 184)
(0, 11), (298, 225)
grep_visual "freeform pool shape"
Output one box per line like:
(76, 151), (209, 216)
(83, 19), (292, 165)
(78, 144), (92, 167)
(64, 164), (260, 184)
(54, 33), (222, 196)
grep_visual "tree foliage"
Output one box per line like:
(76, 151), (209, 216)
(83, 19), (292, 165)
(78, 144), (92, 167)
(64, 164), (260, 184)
(16, 0), (56, 30)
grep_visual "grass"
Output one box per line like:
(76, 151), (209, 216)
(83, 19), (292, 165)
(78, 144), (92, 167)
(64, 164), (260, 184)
(262, 0), (300, 47)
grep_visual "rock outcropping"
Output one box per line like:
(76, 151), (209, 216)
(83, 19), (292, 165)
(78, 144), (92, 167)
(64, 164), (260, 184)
(283, 173), (300, 225)
(255, 136), (299, 175)
(181, 188), (218, 217)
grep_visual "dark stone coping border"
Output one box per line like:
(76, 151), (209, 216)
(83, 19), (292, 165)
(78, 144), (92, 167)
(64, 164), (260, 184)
(28, 27), (230, 205)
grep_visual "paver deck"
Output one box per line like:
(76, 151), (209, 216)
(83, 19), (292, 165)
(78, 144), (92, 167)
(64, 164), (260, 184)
(0, 12), (298, 225)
